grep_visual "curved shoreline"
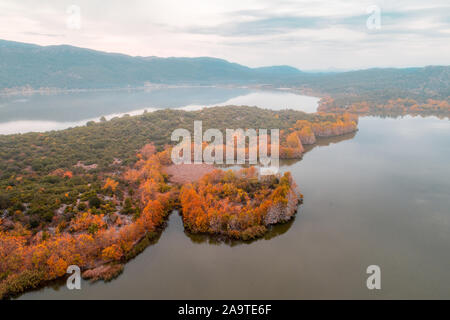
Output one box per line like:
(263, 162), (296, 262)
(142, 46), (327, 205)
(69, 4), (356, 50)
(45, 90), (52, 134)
(0, 106), (358, 299)
(0, 89), (320, 135)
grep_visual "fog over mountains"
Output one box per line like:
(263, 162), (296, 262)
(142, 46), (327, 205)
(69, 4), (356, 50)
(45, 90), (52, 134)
(1, 39), (449, 101)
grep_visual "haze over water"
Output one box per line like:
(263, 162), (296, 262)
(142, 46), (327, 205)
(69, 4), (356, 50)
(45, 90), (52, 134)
(0, 88), (319, 135)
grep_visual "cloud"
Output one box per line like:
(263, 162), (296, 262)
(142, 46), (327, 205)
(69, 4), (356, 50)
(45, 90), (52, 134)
(0, 0), (449, 69)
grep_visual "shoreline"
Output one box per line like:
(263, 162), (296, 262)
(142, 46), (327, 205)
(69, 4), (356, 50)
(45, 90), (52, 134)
(0, 107), (356, 299)
(0, 84), (305, 98)
(8, 166), (300, 299)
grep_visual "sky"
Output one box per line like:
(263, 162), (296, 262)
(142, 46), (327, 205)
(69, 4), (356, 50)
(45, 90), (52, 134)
(1, 0), (449, 70)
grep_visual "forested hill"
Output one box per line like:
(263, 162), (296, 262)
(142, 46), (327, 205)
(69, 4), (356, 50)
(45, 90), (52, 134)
(0, 40), (303, 88)
(306, 66), (450, 104)
(0, 39), (449, 102)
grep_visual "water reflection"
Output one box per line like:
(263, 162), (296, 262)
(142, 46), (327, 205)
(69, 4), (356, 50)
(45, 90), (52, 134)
(216, 132), (359, 171)
(185, 216), (296, 247)
(0, 88), (319, 134)
(281, 131), (358, 167)
(0, 87), (250, 122)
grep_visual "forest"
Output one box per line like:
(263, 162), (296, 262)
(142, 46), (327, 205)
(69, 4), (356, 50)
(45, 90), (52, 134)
(318, 96), (450, 118)
(180, 168), (301, 240)
(0, 106), (358, 299)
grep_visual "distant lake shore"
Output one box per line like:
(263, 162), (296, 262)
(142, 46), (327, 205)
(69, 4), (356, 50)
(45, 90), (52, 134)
(0, 87), (320, 135)
(0, 84), (308, 97)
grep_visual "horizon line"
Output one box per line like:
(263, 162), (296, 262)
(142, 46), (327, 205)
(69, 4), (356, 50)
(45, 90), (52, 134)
(1, 38), (448, 72)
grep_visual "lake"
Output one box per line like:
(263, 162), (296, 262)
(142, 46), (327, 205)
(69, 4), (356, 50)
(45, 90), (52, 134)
(0, 88), (319, 135)
(19, 113), (450, 299)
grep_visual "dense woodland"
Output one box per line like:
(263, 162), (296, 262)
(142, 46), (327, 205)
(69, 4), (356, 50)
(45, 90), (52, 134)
(181, 168), (300, 240)
(318, 96), (450, 118)
(0, 145), (175, 298)
(0, 106), (358, 298)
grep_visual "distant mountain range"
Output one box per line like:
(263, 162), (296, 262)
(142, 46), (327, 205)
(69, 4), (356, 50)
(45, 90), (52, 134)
(0, 40), (303, 89)
(0, 39), (449, 101)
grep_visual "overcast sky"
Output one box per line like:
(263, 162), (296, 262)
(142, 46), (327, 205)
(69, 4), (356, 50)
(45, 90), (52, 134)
(1, 0), (449, 70)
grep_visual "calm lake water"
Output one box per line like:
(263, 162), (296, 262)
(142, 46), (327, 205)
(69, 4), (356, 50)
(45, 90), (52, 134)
(0, 88), (319, 135)
(19, 114), (450, 299)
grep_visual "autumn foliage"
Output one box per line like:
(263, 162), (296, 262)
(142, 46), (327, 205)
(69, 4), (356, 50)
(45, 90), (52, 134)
(278, 113), (357, 159)
(175, 113), (358, 163)
(0, 105), (364, 299)
(103, 178), (119, 192)
(0, 125), (352, 298)
(180, 167), (301, 240)
(319, 97), (450, 117)
(0, 144), (173, 299)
